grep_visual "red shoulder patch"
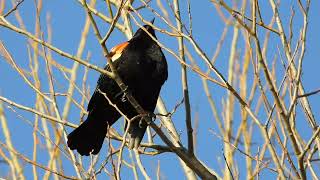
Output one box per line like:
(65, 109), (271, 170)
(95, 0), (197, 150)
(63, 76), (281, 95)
(109, 41), (129, 62)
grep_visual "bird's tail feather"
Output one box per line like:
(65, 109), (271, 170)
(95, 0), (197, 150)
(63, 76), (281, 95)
(67, 115), (108, 156)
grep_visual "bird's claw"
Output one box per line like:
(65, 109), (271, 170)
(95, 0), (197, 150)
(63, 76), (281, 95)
(138, 113), (155, 127)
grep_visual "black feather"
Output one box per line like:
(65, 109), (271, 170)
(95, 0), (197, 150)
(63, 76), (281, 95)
(67, 25), (168, 156)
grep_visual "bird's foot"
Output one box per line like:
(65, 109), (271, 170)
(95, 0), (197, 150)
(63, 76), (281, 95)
(138, 113), (155, 127)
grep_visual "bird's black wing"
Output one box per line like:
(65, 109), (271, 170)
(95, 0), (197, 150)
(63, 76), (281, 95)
(87, 65), (111, 113)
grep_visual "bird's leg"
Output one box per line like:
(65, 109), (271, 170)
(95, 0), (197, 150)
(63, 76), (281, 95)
(138, 112), (155, 128)
(150, 113), (156, 120)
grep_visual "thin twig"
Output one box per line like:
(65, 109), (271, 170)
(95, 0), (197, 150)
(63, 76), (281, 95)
(3, 0), (25, 18)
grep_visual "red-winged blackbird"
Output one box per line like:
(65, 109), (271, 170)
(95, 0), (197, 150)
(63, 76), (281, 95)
(67, 21), (168, 156)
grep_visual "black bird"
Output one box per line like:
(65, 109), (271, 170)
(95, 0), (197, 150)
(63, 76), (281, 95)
(67, 21), (168, 156)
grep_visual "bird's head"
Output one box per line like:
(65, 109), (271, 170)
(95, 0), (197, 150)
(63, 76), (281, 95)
(131, 19), (157, 41)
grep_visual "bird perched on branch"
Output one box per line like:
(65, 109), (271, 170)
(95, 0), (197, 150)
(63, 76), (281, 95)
(67, 19), (168, 156)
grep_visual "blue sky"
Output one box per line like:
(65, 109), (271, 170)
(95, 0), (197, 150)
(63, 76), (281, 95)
(1, 0), (320, 179)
